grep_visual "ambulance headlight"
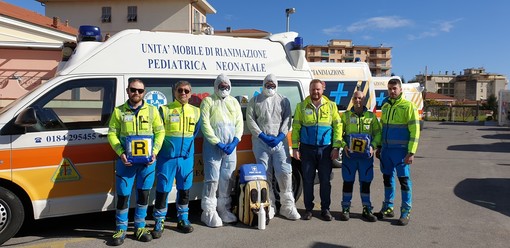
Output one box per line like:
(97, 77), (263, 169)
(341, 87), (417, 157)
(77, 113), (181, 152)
(77, 25), (103, 42)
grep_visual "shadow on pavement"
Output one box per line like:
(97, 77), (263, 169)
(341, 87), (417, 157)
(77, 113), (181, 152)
(311, 242), (350, 248)
(9, 201), (204, 246)
(447, 142), (510, 153)
(481, 133), (510, 140)
(437, 122), (483, 126)
(454, 178), (510, 217)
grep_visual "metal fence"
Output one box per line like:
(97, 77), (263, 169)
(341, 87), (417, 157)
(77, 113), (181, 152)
(424, 105), (493, 122)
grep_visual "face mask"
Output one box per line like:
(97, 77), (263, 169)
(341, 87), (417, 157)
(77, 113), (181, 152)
(263, 88), (276, 97)
(219, 89), (230, 98)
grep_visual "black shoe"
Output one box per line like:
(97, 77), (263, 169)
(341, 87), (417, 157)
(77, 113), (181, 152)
(112, 229), (126, 246)
(362, 206), (377, 222)
(339, 207), (350, 221)
(321, 210), (333, 221)
(397, 208), (411, 226)
(151, 219), (164, 239)
(135, 227), (153, 242)
(374, 203), (395, 220)
(177, 219), (194, 233)
(303, 211), (313, 220)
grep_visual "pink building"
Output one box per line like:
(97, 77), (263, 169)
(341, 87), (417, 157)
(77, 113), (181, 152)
(0, 1), (77, 108)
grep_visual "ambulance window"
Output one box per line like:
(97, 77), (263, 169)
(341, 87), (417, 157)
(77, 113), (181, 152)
(323, 81), (369, 111)
(27, 78), (116, 131)
(273, 81), (303, 115)
(374, 90), (388, 110)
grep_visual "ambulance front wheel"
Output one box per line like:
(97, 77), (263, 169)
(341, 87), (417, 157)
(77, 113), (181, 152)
(0, 186), (25, 245)
(332, 148), (343, 168)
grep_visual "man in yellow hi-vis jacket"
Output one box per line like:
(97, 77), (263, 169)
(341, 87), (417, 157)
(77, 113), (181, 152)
(375, 77), (420, 226)
(292, 79), (342, 221)
(339, 90), (381, 222)
(107, 79), (165, 245)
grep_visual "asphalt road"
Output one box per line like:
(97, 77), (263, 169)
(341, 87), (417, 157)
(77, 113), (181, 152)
(4, 121), (510, 248)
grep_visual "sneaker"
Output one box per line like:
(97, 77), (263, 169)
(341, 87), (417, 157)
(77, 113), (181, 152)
(362, 206), (377, 222)
(177, 219), (194, 233)
(321, 210), (333, 221)
(151, 219), (164, 239)
(397, 208), (411, 226)
(135, 227), (153, 242)
(111, 229), (126, 246)
(339, 207), (350, 221)
(303, 211), (313, 220)
(374, 204), (394, 220)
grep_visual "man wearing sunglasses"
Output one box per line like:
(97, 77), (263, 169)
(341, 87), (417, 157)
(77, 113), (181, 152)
(107, 79), (165, 245)
(200, 74), (243, 227)
(246, 74), (301, 221)
(152, 81), (201, 238)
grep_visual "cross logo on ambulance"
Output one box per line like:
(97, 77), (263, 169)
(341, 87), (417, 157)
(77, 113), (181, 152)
(51, 158), (81, 182)
(145, 90), (167, 108)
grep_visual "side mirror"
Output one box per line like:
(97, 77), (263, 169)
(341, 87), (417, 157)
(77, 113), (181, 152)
(14, 107), (38, 127)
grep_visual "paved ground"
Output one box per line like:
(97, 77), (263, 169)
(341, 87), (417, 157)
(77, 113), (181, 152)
(5, 121), (510, 248)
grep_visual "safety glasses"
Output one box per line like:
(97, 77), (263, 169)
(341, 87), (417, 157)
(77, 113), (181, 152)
(218, 85), (230, 91)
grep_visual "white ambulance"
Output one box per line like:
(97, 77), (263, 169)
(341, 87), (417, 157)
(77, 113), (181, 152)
(372, 76), (425, 128)
(0, 27), (313, 244)
(309, 62), (376, 113)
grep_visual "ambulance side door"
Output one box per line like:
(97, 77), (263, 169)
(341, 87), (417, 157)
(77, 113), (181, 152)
(6, 77), (120, 218)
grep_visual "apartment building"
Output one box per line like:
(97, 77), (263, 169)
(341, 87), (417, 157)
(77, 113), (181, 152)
(414, 72), (457, 97)
(305, 39), (392, 76)
(413, 68), (508, 101)
(37, 0), (216, 36)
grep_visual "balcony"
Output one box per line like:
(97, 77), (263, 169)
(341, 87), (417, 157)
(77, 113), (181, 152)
(368, 54), (392, 59)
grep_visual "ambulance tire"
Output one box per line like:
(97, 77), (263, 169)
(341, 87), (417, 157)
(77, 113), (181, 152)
(332, 149), (342, 168)
(0, 186), (24, 245)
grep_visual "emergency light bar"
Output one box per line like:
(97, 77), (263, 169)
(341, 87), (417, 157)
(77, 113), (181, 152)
(78, 25), (103, 42)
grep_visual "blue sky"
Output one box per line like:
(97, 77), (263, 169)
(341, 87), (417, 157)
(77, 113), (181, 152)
(6, 0), (510, 83)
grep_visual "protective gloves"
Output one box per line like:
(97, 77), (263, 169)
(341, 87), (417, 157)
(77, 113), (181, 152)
(216, 142), (227, 151)
(267, 132), (285, 148)
(258, 132), (275, 146)
(223, 137), (240, 155)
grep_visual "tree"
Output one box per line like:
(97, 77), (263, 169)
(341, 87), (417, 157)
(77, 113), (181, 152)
(485, 94), (498, 120)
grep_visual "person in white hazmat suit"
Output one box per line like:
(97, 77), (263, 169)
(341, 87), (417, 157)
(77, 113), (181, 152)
(246, 74), (301, 220)
(200, 74), (243, 227)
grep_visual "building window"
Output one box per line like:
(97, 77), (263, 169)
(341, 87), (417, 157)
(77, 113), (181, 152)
(193, 9), (200, 33)
(356, 50), (361, 55)
(127, 6), (137, 22)
(101, 7), (111, 23)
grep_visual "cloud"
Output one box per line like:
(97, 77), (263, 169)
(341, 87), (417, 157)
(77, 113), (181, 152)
(322, 16), (412, 36)
(346, 16), (413, 32)
(407, 18), (463, 40)
(437, 18), (463, 32)
(322, 25), (343, 36)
